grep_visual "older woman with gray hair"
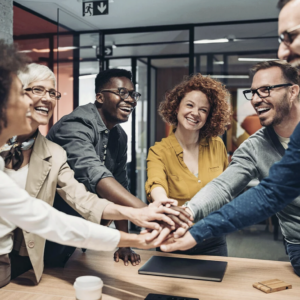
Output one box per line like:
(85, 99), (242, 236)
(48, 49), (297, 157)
(0, 60), (179, 286)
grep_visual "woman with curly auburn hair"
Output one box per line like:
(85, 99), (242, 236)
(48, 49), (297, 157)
(145, 73), (231, 256)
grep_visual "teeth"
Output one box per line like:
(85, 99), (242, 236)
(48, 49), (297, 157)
(186, 118), (198, 123)
(256, 107), (270, 112)
(120, 107), (132, 112)
(35, 107), (49, 112)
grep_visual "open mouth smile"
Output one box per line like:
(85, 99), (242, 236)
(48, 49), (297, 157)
(256, 107), (271, 116)
(186, 117), (199, 124)
(34, 106), (49, 116)
(119, 106), (133, 114)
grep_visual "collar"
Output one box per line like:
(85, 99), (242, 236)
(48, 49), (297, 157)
(168, 130), (208, 156)
(90, 103), (108, 132)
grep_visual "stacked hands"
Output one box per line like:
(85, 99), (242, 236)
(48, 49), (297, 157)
(115, 199), (197, 265)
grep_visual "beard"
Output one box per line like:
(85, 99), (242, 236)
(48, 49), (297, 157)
(260, 93), (291, 127)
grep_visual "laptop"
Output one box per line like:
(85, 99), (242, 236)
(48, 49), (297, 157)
(138, 256), (227, 282)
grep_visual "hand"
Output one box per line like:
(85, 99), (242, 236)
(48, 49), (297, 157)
(152, 198), (178, 207)
(135, 229), (169, 249)
(160, 231), (197, 252)
(164, 206), (193, 229)
(129, 203), (181, 230)
(114, 247), (141, 266)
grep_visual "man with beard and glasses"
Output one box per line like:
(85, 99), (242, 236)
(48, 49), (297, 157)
(46, 69), (192, 267)
(154, 60), (300, 276)
(278, 0), (300, 73)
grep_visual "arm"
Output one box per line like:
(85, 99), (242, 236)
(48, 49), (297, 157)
(56, 156), (112, 225)
(145, 146), (170, 203)
(0, 170), (120, 252)
(188, 138), (258, 222)
(162, 122), (300, 251)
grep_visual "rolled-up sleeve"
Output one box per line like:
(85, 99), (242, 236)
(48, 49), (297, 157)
(145, 146), (169, 202)
(48, 118), (113, 194)
(56, 150), (112, 224)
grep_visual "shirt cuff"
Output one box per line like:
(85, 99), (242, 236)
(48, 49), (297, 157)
(186, 202), (196, 219)
(188, 219), (212, 244)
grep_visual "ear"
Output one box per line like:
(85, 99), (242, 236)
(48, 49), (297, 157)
(289, 85), (300, 104)
(95, 93), (104, 104)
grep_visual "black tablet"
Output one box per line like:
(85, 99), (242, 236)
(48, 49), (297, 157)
(138, 256), (227, 282)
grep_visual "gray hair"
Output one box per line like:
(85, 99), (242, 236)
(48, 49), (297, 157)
(18, 63), (56, 88)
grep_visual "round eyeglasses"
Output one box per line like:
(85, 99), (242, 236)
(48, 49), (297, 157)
(24, 86), (61, 100)
(243, 83), (293, 100)
(100, 87), (141, 102)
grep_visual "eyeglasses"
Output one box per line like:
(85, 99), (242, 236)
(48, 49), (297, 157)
(243, 83), (293, 100)
(99, 87), (141, 102)
(24, 86), (61, 100)
(278, 23), (300, 46)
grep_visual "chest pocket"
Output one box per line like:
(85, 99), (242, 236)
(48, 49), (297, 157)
(167, 174), (189, 200)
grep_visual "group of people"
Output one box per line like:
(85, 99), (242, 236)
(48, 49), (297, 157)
(0, 0), (300, 290)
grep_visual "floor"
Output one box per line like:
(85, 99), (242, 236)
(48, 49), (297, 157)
(226, 224), (289, 262)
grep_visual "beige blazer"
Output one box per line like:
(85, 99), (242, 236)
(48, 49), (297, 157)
(22, 131), (111, 283)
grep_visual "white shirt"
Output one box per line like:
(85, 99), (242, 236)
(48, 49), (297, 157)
(4, 164), (29, 190)
(277, 134), (290, 150)
(0, 156), (120, 255)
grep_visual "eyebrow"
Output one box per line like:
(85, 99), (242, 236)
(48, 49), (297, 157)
(185, 99), (210, 108)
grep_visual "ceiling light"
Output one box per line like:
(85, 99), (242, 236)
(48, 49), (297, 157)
(209, 75), (249, 79)
(194, 38), (229, 44)
(79, 74), (97, 79)
(238, 58), (278, 62)
(214, 61), (224, 65)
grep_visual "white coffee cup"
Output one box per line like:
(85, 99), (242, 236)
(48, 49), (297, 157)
(74, 276), (103, 300)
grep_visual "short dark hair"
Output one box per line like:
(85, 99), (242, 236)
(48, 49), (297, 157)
(250, 60), (300, 86)
(94, 68), (132, 94)
(277, 0), (291, 9)
(0, 40), (30, 134)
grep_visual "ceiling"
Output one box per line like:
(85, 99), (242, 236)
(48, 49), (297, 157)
(14, 0), (281, 76)
(15, 0), (280, 31)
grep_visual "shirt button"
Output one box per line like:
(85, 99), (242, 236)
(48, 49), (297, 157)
(105, 130), (108, 134)
(198, 180), (201, 183)
(104, 145), (107, 148)
(28, 241), (35, 248)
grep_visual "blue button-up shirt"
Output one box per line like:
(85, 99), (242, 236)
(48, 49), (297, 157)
(189, 122), (300, 244)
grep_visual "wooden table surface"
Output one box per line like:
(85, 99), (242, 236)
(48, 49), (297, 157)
(1, 249), (299, 300)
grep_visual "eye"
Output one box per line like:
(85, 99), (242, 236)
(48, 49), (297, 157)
(201, 109), (207, 113)
(33, 87), (44, 93)
(49, 90), (56, 97)
(187, 103), (193, 107)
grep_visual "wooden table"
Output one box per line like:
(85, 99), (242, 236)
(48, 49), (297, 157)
(1, 249), (299, 300)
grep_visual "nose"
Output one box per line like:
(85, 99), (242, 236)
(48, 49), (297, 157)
(251, 92), (263, 106)
(124, 95), (137, 107)
(278, 42), (290, 60)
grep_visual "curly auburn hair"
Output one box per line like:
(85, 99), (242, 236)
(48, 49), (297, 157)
(0, 40), (30, 134)
(159, 73), (231, 140)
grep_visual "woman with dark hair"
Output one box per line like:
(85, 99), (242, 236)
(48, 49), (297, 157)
(0, 41), (179, 288)
(145, 73), (231, 256)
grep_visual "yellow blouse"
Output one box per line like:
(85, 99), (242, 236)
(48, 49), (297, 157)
(145, 132), (228, 206)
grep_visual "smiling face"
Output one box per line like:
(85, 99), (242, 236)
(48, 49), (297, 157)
(251, 67), (292, 127)
(176, 90), (210, 133)
(4, 74), (33, 140)
(26, 80), (56, 130)
(278, 1), (300, 72)
(96, 76), (136, 129)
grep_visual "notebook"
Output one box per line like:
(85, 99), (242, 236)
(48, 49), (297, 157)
(138, 255), (227, 282)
